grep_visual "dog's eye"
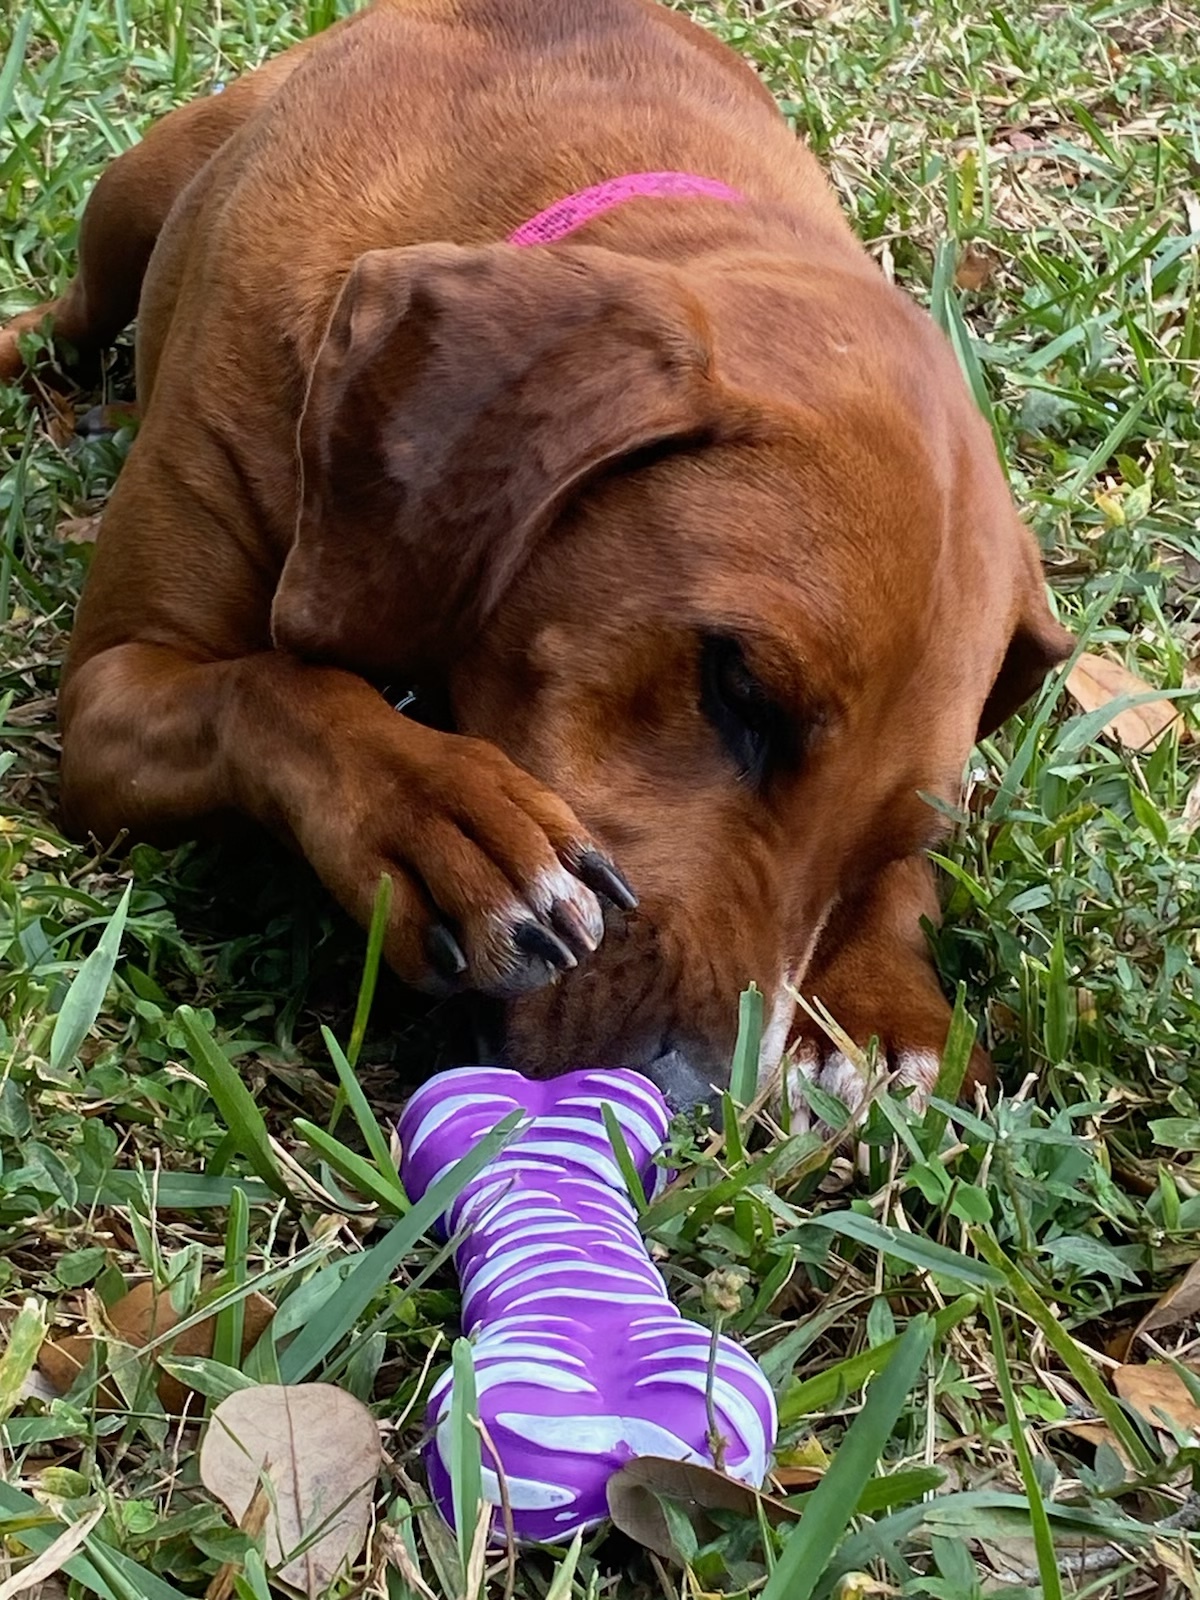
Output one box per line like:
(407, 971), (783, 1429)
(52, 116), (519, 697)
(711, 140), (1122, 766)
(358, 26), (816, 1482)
(699, 634), (787, 784)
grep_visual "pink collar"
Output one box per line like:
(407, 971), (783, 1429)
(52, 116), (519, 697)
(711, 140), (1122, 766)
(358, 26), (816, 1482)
(508, 170), (744, 247)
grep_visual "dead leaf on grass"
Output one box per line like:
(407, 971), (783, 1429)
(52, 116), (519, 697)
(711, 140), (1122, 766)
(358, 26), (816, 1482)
(1053, 1418), (1134, 1470)
(1182, 776), (1200, 835)
(771, 1463), (824, 1491)
(1131, 1256), (1200, 1350)
(54, 514), (102, 545)
(199, 1383), (381, 1598)
(1065, 651), (1183, 752)
(606, 1457), (799, 1564)
(955, 243), (999, 292)
(1150, 1534), (1200, 1592)
(39, 1281), (274, 1413)
(1113, 1362), (1200, 1435)
(43, 393), (77, 450)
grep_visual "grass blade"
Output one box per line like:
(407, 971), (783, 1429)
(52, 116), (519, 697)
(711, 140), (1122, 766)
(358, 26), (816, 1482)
(0, 1483), (190, 1600)
(972, 1231), (1155, 1469)
(50, 884), (132, 1074)
(779, 1295), (977, 1421)
(176, 1007), (289, 1199)
(78, 1173), (276, 1209)
(346, 873), (392, 1068)
(919, 983), (977, 1158)
(761, 1314), (936, 1600)
(211, 1186), (250, 1371)
(729, 982), (764, 1108)
(985, 1291), (1064, 1600)
(0, 7), (33, 126)
(800, 1211), (1004, 1289)
(294, 1117), (407, 1213)
(602, 1102), (648, 1217)
(321, 1025), (406, 1203)
(0, 1299), (48, 1424)
(544, 1530), (584, 1599)
(449, 1337), (483, 1575)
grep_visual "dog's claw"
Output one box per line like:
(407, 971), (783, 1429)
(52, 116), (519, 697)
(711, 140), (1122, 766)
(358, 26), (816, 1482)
(575, 850), (638, 911)
(426, 923), (469, 981)
(550, 897), (601, 955)
(514, 920), (578, 972)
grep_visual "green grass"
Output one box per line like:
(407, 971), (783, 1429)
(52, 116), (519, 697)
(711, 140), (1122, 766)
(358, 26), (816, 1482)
(2, 1), (1199, 1596)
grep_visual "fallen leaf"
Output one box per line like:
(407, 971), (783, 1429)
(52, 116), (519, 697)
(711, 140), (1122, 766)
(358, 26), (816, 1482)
(39, 1281), (274, 1413)
(1054, 1418), (1134, 1470)
(1150, 1534), (1200, 1591)
(1131, 1257), (1200, 1349)
(43, 393), (77, 450)
(955, 243), (998, 292)
(998, 129), (1040, 151)
(54, 514), (102, 545)
(771, 1464), (824, 1490)
(1113, 1363), (1200, 1434)
(606, 1457), (798, 1565)
(1065, 651), (1183, 752)
(1182, 776), (1200, 835)
(200, 1383), (381, 1597)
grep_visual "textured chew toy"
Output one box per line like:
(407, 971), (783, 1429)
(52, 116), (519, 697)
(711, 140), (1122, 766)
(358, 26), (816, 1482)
(398, 1066), (777, 1544)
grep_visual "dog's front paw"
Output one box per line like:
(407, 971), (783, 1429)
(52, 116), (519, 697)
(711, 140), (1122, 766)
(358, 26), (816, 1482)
(306, 723), (636, 999)
(784, 960), (993, 1134)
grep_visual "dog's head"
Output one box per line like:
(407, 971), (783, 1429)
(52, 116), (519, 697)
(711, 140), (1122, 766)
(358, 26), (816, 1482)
(275, 241), (1070, 1093)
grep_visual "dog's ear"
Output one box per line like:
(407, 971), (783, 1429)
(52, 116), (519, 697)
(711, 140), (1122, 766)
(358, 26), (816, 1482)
(272, 242), (723, 675)
(976, 560), (1072, 739)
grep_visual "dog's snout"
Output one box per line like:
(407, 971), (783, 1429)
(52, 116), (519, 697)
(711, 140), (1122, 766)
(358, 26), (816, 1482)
(640, 1048), (723, 1119)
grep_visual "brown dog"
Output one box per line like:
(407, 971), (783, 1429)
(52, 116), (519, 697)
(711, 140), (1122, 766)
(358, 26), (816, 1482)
(1, 0), (1070, 1113)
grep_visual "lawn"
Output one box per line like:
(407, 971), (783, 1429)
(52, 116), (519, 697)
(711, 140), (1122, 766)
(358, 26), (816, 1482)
(1, 1), (1199, 1597)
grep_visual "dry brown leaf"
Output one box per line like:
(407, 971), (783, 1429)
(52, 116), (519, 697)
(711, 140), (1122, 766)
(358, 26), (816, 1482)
(39, 1281), (274, 1413)
(1150, 1534), (1200, 1592)
(606, 1457), (798, 1564)
(1113, 1362), (1200, 1434)
(43, 394), (77, 450)
(1065, 651), (1183, 751)
(1131, 1257), (1200, 1350)
(199, 1383), (381, 1598)
(1054, 1419), (1134, 1469)
(771, 1464), (824, 1490)
(955, 243), (999, 292)
(54, 514), (102, 545)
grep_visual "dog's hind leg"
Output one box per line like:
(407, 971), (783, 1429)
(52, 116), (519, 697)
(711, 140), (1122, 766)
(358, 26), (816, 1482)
(0, 41), (319, 385)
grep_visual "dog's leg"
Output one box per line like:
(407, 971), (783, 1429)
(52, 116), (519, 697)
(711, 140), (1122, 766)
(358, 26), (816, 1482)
(0, 49), (314, 384)
(59, 642), (626, 1001)
(787, 854), (993, 1119)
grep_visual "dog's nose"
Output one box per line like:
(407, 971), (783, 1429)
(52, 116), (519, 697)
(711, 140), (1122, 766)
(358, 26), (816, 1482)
(640, 1048), (723, 1118)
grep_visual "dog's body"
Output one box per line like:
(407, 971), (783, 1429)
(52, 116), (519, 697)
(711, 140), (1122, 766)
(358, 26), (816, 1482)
(1, 0), (1070, 1108)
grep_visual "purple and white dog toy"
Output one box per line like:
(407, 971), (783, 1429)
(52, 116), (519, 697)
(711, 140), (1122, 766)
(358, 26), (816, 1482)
(398, 1066), (777, 1544)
